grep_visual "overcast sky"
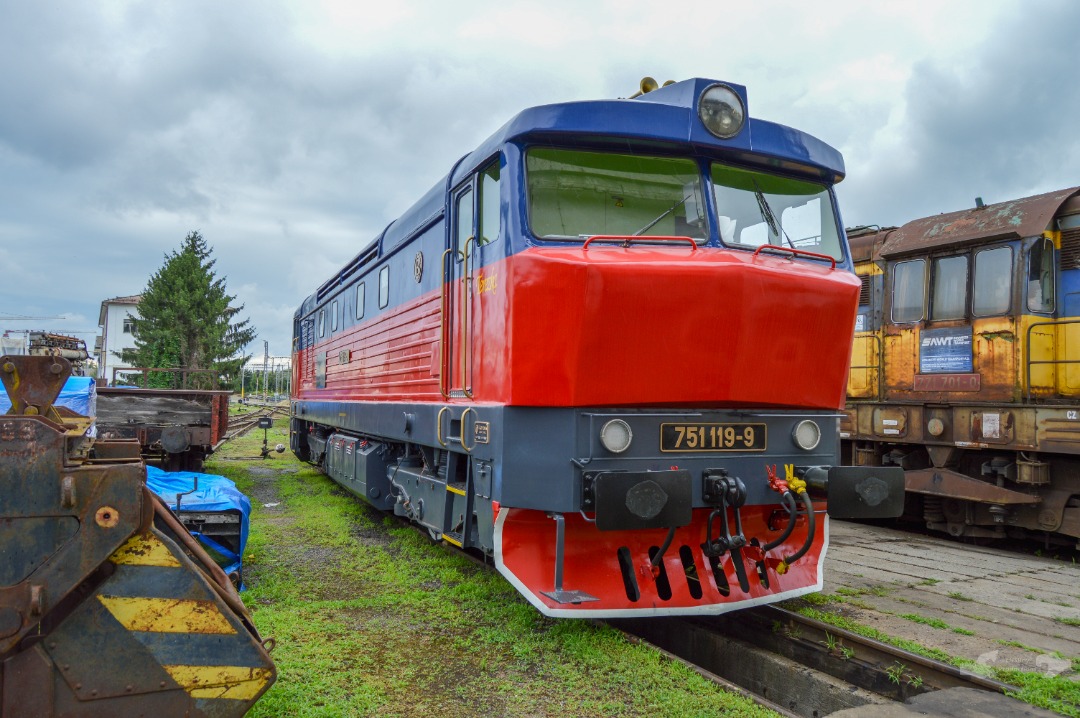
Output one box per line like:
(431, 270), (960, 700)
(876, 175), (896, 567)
(2, 0), (1078, 362)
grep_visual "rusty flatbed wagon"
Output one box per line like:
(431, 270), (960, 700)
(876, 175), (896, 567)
(96, 386), (231, 471)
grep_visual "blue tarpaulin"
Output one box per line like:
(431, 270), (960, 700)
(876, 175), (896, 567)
(0, 376), (96, 436)
(145, 465), (251, 583)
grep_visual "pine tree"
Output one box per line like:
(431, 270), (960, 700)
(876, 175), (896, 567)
(119, 231), (255, 388)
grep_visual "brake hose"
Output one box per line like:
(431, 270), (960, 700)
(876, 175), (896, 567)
(777, 491), (815, 574)
(763, 490), (799, 551)
(650, 525), (677, 568)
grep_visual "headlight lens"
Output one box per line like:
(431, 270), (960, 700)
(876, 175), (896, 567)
(793, 420), (821, 451)
(600, 419), (633, 453)
(698, 84), (745, 139)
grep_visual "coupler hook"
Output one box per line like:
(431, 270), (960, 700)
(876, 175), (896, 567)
(700, 474), (751, 592)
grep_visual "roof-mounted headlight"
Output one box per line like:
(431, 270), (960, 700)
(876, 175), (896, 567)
(698, 84), (745, 139)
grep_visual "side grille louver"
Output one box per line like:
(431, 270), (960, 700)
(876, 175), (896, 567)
(858, 274), (871, 307)
(1060, 227), (1080, 270)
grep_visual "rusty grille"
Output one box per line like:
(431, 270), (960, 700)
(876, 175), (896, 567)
(1060, 227), (1080, 270)
(858, 274), (871, 306)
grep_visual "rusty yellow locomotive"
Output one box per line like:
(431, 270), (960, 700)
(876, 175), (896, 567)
(844, 187), (1080, 545)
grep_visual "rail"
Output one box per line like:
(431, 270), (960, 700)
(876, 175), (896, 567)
(612, 604), (1023, 716)
(1025, 318), (1080, 401)
(110, 366), (221, 389)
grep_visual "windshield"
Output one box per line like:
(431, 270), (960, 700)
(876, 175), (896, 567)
(526, 148), (708, 241)
(711, 162), (842, 259)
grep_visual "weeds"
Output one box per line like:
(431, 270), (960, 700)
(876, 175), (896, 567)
(898, 613), (975, 636)
(216, 418), (777, 718)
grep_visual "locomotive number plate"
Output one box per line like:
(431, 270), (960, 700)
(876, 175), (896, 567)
(660, 423), (766, 452)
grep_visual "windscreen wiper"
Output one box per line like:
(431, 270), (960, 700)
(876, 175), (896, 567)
(632, 193), (692, 236)
(752, 181), (794, 248)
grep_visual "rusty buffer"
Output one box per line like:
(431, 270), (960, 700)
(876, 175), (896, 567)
(0, 356), (275, 716)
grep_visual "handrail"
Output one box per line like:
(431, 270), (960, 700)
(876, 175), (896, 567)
(436, 406), (450, 447)
(438, 249), (454, 399)
(581, 235), (698, 250)
(1025, 318), (1080, 401)
(752, 244), (837, 269)
(460, 407), (475, 453)
(460, 237), (476, 399)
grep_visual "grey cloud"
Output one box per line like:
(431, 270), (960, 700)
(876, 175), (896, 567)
(842, 0), (1080, 226)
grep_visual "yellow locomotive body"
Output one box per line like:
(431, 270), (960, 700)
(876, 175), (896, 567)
(844, 188), (1080, 544)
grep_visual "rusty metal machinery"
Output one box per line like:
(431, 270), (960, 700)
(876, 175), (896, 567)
(0, 356), (275, 716)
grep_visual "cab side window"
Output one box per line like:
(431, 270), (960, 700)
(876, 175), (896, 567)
(972, 246), (1012, 317)
(456, 188), (474, 258)
(479, 161), (501, 246)
(1027, 238), (1055, 313)
(891, 259), (925, 323)
(379, 266), (390, 309)
(931, 255), (967, 320)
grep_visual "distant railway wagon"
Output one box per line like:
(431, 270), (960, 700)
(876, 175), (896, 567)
(96, 370), (231, 471)
(291, 77), (903, 617)
(844, 188), (1080, 545)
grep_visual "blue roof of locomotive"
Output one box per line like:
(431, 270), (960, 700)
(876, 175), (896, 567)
(450, 77), (845, 186)
(300, 78), (846, 315)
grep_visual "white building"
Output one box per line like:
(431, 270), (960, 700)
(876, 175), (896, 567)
(96, 295), (142, 383)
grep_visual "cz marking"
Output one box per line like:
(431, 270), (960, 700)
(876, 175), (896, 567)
(660, 423), (766, 453)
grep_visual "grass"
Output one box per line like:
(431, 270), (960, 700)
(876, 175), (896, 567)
(897, 613), (975, 636)
(209, 419), (776, 717)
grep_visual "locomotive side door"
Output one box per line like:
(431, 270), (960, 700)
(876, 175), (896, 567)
(444, 181), (476, 398)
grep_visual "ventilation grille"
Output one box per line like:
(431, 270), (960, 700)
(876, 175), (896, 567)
(858, 274), (871, 306)
(1061, 227), (1080, 270)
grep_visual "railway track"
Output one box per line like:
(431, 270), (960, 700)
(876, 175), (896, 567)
(222, 406), (288, 442)
(419, 520), (1042, 716)
(613, 605), (1022, 717)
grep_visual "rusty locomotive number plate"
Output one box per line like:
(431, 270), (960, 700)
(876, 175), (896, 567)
(660, 423), (766, 453)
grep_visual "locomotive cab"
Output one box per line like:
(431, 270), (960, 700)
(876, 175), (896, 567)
(844, 189), (1080, 544)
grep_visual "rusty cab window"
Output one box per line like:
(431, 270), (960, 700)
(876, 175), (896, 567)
(931, 255), (968, 320)
(331, 300), (339, 331)
(356, 283), (366, 320)
(891, 259), (925, 323)
(318, 309), (326, 337)
(1027, 238), (1055, 313)
(972, 246), (1013, 317)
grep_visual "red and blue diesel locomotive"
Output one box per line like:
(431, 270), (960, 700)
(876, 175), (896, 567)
(290, 78), (903, 617)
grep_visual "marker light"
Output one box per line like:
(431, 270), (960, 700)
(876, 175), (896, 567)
(793, 420), (821, 451)
(600, 419), (633, 454)
(698, 84), (745, 139)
